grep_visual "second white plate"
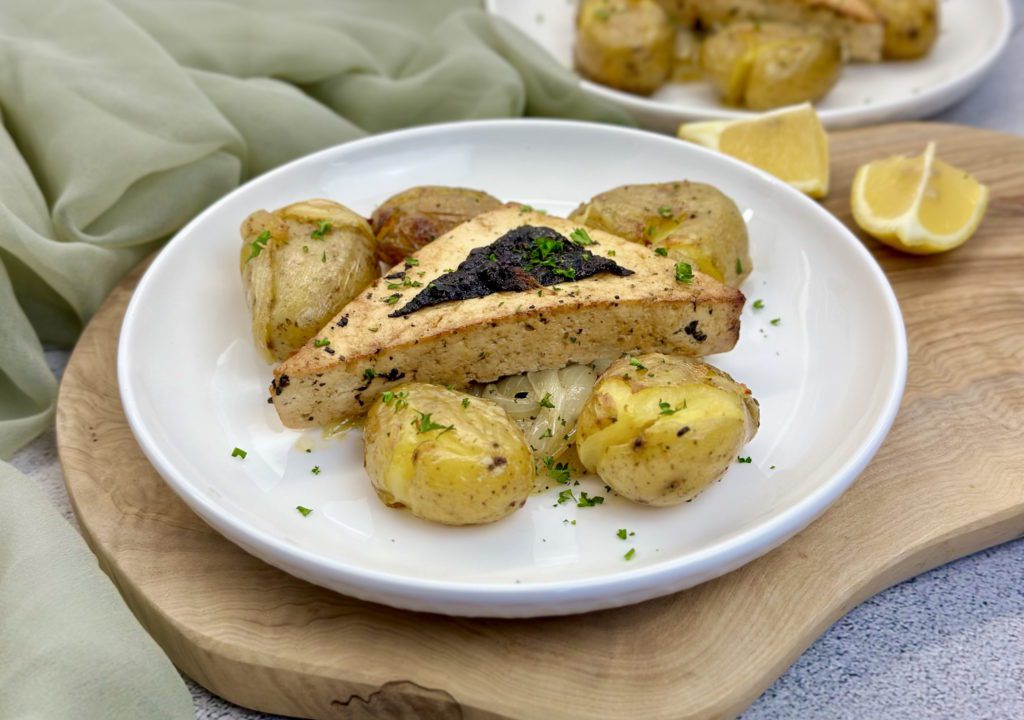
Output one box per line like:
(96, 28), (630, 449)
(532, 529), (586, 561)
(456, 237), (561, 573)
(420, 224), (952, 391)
(488, 0), (1012, 131)
(119, 120), (906, 617)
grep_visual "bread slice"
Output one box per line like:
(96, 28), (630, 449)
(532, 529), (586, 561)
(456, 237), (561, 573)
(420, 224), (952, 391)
(683, 0), (884, 62)
(271, 205), (744, 427)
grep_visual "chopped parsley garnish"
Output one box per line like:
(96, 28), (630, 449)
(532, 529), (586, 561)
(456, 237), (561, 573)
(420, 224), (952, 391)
(624, 548), (636, 561)
(654, 247), (669, 257)
(606, 249), (616, 257)
(736, 258), (744, 275)
(311, 466), (321, 475)
(519, 204), (533, 213)
(231, 447), (247, 459)
(658, 400), (682, 415)
(313, 337), (330, 347)
(247, 230), (272, 260)
(539, 428), (553, 439)
(770, 318), (781, 326)
(737, 456), (752, 464)
(577, 492), (604, 508)
(770, 465), (777, 470)
(385, 293), (401, 305)
(557, 489), (576, 505)
(302, 245), (309, 253)
(629, 357), (647, 371)
(657, 206), (673, 219)
(362, 368), (376, 381)
(544, 456), (571, 484)
(753, 299), (765, 310)
(488, 252), (498, 262)
(404, 257), (419, 267)
(321, 251), (326, 263)
(569, 227), (595, 246)
(539, 392), (555, 409)
(296, 505), (313, 517)
(310, 220), (332, 239)
(413, 411), (454, 435)
(675, 261), (693, 284)
(381, 390), (409, 411)
(616, 528), (627, 540)
(524, 235), (578, 281)
(461, 397), (470, 409)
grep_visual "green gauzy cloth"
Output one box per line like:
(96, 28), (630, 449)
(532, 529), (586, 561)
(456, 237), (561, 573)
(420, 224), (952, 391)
(0, 1), (631, 718)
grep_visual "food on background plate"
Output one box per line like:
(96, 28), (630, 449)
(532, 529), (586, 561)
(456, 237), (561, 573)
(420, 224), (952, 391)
(851, 141), (988, 255)
(270, 205), (744, 428)
(240, 199), (379, 361)
(678, 103), (830, 198)
(573, 0), (939, 108)
(569, 181), (751, 286)
(671, 28), (705, 82)
(576, 353), (760, 505)
(363, 383), (534, 525)
(575, 0), (674, 95)
(370, 186), (502, 266)
(701, 22), (842, 110)
(862, 0), (938, 59)
(678, 0), (884, 62)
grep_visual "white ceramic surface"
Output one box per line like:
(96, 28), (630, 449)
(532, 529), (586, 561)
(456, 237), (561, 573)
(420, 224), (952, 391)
(488, 0), (1012, 131)
(119, 120), (906, 617)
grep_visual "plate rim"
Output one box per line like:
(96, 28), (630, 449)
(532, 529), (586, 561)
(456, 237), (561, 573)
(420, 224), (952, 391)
(485, 0), (1014, 129)
(118, 119), (907, 614)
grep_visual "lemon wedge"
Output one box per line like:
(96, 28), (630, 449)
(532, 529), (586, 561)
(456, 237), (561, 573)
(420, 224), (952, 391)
(678, 103), (829, 198)
(851, 142), (989, 255)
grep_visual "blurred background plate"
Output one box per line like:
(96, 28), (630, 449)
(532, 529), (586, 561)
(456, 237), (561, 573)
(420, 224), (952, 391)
(488, 0), (1012, 131)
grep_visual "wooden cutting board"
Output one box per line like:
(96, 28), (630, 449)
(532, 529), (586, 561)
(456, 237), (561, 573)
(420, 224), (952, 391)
(55, 122), (1024, 720)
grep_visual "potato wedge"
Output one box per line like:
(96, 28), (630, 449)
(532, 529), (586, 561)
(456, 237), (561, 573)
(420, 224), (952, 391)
(576, 353), (759, 506)
(240, 199), (378, 362)
(364, 383), (534, 525)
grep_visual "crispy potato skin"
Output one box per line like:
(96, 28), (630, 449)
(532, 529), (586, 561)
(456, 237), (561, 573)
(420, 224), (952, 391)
(240, 199), (379, 362)
(575, 0), (674, 95)
(371, 186), (501, 266)
(569, 181), (751, 287)
(862, 0), (938, 59)
(363, 383), (534, 525)
(702, 22), (842, 110)
(575, 353), (759, 506)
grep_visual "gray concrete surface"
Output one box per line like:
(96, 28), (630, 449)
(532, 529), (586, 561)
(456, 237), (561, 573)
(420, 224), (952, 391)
(12, 4), (1023, 717)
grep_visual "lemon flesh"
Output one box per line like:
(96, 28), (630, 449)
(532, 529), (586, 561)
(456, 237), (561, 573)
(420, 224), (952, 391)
(678, 103), (829, 199)
(851, 142), (989, 255)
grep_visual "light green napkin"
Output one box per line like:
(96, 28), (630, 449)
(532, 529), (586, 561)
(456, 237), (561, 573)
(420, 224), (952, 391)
(0, 0), (630, 716)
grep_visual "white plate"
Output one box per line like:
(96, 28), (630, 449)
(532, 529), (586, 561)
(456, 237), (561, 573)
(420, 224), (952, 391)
(119, 120), (906, 618)
(487, 0), (1012, 131)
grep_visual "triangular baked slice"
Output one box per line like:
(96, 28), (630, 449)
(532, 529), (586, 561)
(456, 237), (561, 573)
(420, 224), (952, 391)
(272, 205), (745, 427)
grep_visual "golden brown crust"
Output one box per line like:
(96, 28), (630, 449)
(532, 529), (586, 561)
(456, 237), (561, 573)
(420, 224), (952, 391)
(271, 205), (744, 427)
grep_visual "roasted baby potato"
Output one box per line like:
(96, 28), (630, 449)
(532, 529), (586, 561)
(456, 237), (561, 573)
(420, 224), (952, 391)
(240, 199), (379, 362)
(575, 353), (759, 506)
(575, 0), (674, 95)
(862, 0), (938, 59)
(363, 383), (534, 525)
(371, 186), (501, 266)
(569, 181), (751, 286)
(701, 22), (842, 110)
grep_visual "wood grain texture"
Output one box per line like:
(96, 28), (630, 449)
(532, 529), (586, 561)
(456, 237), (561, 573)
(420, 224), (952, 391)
(55, 123), (1024, 720)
